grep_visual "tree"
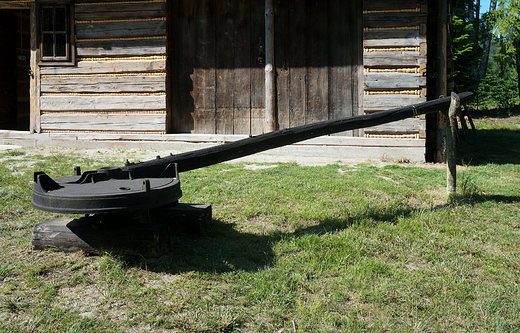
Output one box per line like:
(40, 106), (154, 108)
(491, 0), (520, 101)
(452, 0), (482, 92)
(477, 1), (497, 81)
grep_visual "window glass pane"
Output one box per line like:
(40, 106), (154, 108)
(55, 7), (67, 32)
(42, 7), (54, 31)
(42, 33), (54, 57)
(55, 33), (67, 57)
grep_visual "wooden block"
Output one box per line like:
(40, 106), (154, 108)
(32, 216), (170, 257)
(155, 203), (212, 236)
(32, 203), (212, 257)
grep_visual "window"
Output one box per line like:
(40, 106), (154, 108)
(40, 2), (74, 64)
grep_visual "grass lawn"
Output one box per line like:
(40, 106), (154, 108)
(1, 109), (519, 332)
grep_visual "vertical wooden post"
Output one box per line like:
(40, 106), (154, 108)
(447, 92), (460, 196)
(29, 2), (40, 133)
(435, 0), (449, 162)
(265, 0), (276, 132)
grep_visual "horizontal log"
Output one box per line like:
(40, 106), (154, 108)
(77, 39), (166, 57)
(364, 50), (426, 67)
(41, 112), (166, 131)
(41, 75), (166, 93)
(364, 13), (427, 28)
(364, 94), (425, 111)
(0, 2), (34, 9)
(40, 94), (166, 111)
(75, 3), (166, 21)
(40, 59), (166, 75)
(363, 117), (424, 134)
(76, 21), (165, 39)
(364, 30), (421, 47)
(32, 217), (170, 257)
(364, 72), (426, 90)
(124, 92), (474, 176)
(363, 0), (427, 10)
(31, 203), (212, 257)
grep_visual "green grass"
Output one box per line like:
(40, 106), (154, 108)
(1, 116), (520, 332)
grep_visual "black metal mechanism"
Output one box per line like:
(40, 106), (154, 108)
(32, 92), (474, 215)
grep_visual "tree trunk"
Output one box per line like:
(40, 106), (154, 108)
(477, 0), (497, 81)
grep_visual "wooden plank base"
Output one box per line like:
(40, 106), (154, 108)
(32, 203), (212, 258)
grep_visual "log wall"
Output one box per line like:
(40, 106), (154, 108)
(39, 0), (167, 134)
(363, 0), (428, 139)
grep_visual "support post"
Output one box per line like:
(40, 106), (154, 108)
(264, 0), (276, 132)
(447, 92), (460, 196)
(29, 2), (41, 133)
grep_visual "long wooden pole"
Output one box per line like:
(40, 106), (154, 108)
(447, 92), (460, 195)
(264, 0), (276, 132)
(124, 92), (474, 178)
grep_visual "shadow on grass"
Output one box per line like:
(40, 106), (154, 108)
(140, 205), (417, 274)
(458, 128), (520, 165)
(454, 194), (520, 205)
(136, 192), (520, 274)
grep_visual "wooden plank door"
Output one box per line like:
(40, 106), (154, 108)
(275, 0), (363, 136)
(170, 0), (264, 134)
(169, 0), (362, 136)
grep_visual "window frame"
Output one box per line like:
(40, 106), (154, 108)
(38, 0), (75, 66)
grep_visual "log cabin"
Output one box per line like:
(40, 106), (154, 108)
(0, 0), (456, 162)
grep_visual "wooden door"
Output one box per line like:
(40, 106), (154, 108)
(169, 0), (362, 136)
(0, 12), (17, 130)
(275, 0), (363, 136)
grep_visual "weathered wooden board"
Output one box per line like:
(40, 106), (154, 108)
(364, 13), (427, 28)
(77, 39), (166, 57)
(363, 0), (427, 10)
(364, 117), (424, 134)
(40, 95), (166, 111)
(171, 0), (217, 133)
(306, 1), (329, 125)
(32, 217), (170, 257)
(364, 30), (421, 47)
(329, 0), (363, 137)
(216, 108), (234, 134)
(40, 59), (166, 75)
(275, 0), (290, 130)
(288, 0), (306, 128)
(249, 0), (264, 134)
(364, 94), (425, 111)
(215, 0), (235, 134)
(0, 2), (35, 9)
(41, 113), (166, 131)
(75, 3), (166, 21)
(76, 21), (165, 39)
(364, 51), (426, 67)
(364, 72), (426, 90)
(191, 109), (215, 134)
(41, 75), (166, 93)
(233, 0), (252, 134)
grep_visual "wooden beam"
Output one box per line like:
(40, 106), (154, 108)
(40, 112), (166, 132)
(40, 59), (166, 75)
(29, 2), (40, 133)
(40, 94), (166, 111)
(265, 0), (276, 132)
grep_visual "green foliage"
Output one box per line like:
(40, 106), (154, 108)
(491, 0), (520, 46)
(478, 0), (520, 106)
(452, 2), (482, 92)
(479, 74), (520, 108)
